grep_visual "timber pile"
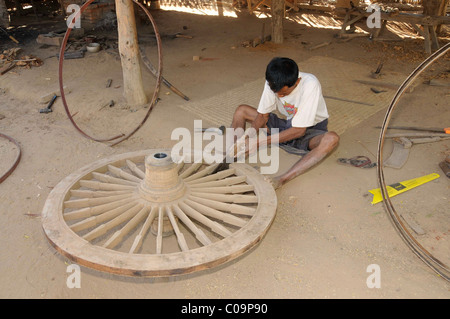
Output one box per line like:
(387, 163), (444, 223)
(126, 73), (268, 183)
(0, 47), (43, 75)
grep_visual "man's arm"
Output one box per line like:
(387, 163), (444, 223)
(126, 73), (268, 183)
(260, 126), (306, 149)
(245, 112), (306, 153)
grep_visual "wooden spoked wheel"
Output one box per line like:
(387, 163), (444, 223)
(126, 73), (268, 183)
(42, 149), (277, 277)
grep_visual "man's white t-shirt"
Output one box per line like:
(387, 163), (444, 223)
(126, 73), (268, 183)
(257, 72), (328, 128)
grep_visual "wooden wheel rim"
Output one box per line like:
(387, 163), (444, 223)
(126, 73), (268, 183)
(41, 149), (277, 277)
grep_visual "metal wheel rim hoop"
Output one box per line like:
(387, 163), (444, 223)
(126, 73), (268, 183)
(377, 42), (450, 282)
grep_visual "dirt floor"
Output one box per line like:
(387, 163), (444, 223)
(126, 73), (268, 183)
(0, 4), (449, 299)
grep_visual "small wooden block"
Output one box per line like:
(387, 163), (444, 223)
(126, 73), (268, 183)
(36, 34), (63, 46)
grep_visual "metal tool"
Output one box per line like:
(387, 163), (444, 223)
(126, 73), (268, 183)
(378, 125), (450, 134)
(39, 94), (57, 113)
(439, 155), (450, 178)
(195, 125), (226, 135)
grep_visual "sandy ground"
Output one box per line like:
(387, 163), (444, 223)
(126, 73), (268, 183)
(0, 5), (449, 299)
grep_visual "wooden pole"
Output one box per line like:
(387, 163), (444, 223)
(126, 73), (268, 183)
(271, 0), (284, 43)
(115, 0), (148, 106)
(0, 0), (9, 28)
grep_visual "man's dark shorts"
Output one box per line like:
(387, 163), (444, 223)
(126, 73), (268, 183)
(266, 113), (328, 156)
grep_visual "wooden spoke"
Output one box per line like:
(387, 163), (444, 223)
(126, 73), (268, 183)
(70, 201), (138, 232)
(64, 197), (136, 221)
(179, 162), (202, 179)
(129, 205), (157, 254)
(173, 204), (212, 246)
(126, 159), (145, 179)
(182, 163), (220, 182)
(179, 201), (232, 238)
(187, 195), (255, 217)
(190, 192), (258, 204)
(70, 189), (130, 198)
(103, 206), (150, 249)
(156, 206), (164, 254)
(176, 161), (185, 173)
(188, 175), (247, 188)
(78, 180), (135, 191)
(186, 168), (235, 185)
(92, 171), (139, 186)
(167, 206), (189, 252)
(107, 164), (143, 183)
(188, 184), (254, 194)
(64, 193), (133, 209)
(185, 198), (248, 227)
(82, 203), (143, 242)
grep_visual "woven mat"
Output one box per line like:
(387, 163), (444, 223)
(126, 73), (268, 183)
(176, 56), (397, 135)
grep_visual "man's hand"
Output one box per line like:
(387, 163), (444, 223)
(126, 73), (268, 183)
(233, 128), (259, 160)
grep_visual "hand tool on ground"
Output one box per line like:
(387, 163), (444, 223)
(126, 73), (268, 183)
(56, 50), (84, 60)
(439, 156), (450, 178)
(139, 47), (190, 101)
(194, 125), (225, 135)
(354, 79), (415, 93)
(39, 94), (57, 113)
(0, 26), (19, 44)
(384, 136), (450, 169)
(379, 125), (450, 134)
(371, 61), (383, 79)
(370, 87), (387, 93)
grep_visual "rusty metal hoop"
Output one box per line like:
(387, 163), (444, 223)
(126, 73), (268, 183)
(41, 149), (277, 277)
(0, 133), (21, 183)
(59, 0), (163, 145)
(377, 42), (450, 282)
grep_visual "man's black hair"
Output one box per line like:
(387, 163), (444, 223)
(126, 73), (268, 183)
(265, 57), (299, 93)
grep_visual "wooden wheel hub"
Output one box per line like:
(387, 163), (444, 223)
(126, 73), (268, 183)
(138, 151), (186, 203)
(41, 149), (277, 277)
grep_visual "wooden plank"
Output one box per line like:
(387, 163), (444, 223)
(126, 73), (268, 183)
(0, 62), (15, 75)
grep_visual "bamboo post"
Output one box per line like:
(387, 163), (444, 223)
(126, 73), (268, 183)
(115, 0), (148, 106)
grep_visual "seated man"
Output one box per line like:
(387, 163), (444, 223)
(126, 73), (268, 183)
(231, 57), (339, 189)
